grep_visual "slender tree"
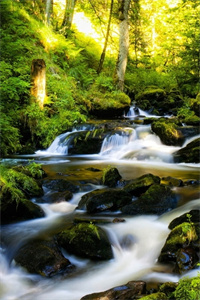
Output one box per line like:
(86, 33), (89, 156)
(116, 0), (131, 91)
(97, 0), (114, 74)
(62, 0), (77, 30)
(45, 0), (53, 25)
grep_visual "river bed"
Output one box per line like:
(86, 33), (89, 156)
(1, 112), (200, 300)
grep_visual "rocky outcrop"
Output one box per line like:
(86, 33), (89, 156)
(135, 87), (184, 115)
(151, 118), (184, 146)
(0, 165), (45, 224)
(123, 173), (160, 196)
(42, 178), (79, 192)
(173, 138), (200, 163)
(14, 238), (75, 277)
(81, 281), (146, 300)
(77, 188), (132, 213)
(56, 222), (113, 260)
(121, 184), (177, 215)
(101, 166), (122, 187)
(158, 210), (200, 274)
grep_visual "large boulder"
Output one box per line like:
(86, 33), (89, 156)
(56, 222), (113, 260)
(173, 138), (200, 163)
(77, 188), (132, 213)
(101, 167), (122, 187)
(123, 173), (160, 196)
(121, 184), (177, 215)
(151, 118), (184, 146)
(0, 166), (45, 224)
(135, 87), (184, 116)
(158, 211), (200, 274)
(0, 196), (45, 224)
(14, 238), (75, 277)
(67, 129), (105, 154)
(42, 179), (79, 193)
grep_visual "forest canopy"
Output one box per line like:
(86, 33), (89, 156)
(0, 0), (199, 156)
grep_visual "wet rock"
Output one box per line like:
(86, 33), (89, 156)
(151, 118), (184, 146)
(42, 179), (79, 193)
(175, 247), (199, 273)
(101, 167), (122, 187)
(77, 188), (132, 213)
(121, 184), (176, 215)
(81, 281), (146, 300)
(158, 219), (200, 274)
(173, 138), (200, 163)
(14, 238), (75, 277)
(161, 176), (183, 187)
(36, 190), (73, 203)
(67, 129), (105, 154)
(123, 173), (160, 196)
(169, 210), (200, 230)
(56, 222), (113, 260)
(0, 193), (45, 224)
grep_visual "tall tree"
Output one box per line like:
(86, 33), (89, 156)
(62, 0), (77, 30)
(116, 0), (131, 91)
(30, 59), (46, 109)
(97, 0), (114, 74)
(45, 0), (53, 25)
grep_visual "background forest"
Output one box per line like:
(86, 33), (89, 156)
(0, 0), (200, 157)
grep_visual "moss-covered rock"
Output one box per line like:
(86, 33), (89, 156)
(0, 196), (45, 224)
(56, 222), (113, 260)
(0, 165), (45, 224)
(158, 216), (200, 273)
(101, 166), (122, 187)
(121, 184), (177, 215)
(89, 91), (131, 118)
(67, 129), (105, 154)
(168, 210), (200, 230)
(173, 138), (200, 163)
(14, 238), (75, 277)
(135, 87), (184, 116)
(151, 118), (184, 146)
(161, 176), (183, 187)
(77, 188), (132, 213)
(123, 173), (160, 196)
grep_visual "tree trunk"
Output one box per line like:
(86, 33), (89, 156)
(97, 0), (114, 75)
(30, 59), (46, 109)
(62, 0), (77, 29)
(45, 0), (53, 25)
(116, 0), (131, 91)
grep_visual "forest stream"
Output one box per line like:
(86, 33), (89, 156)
(1, 107), (200, 300)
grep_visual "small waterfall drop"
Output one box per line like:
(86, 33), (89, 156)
(100, 128), (136, 156)
(36, 125), (94, 155)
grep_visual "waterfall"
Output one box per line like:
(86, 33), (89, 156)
(36, 125), (94, 155)
(100, 128), (136, 155)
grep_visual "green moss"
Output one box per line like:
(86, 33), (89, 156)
(139, 292), (167, 300)
(173, 275), (200, 300)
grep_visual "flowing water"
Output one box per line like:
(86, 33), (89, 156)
(1, 107), (200, 300)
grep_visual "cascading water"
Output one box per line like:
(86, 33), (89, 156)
(1, 108), (199, 300)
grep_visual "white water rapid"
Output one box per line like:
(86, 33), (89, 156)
(1, 108), (199, 300)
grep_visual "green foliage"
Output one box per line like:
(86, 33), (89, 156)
(0, 112), (22, 156)
(0, 163), (43, 202)
(173, 275), (200, 300)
